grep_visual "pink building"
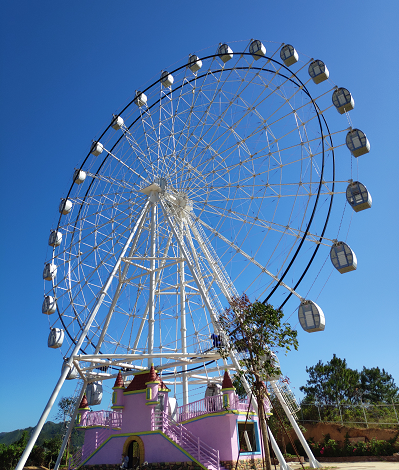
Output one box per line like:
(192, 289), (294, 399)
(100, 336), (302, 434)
(72, 367), (270, 470)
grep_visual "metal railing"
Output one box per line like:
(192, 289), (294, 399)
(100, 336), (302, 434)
(299, 401), (399, 427)
(79, 410), (122, 428)
(175, 395), (224, 421)
(69, 411), (123, 470)
(175, 394), (255, 422)
(152, 410), (220, 470)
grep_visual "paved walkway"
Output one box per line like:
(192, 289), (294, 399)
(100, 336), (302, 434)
(289, 462), (399, 470)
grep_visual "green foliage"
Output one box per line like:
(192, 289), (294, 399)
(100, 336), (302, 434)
(0, 431), (28, 470)
(300, 354), (360, 404)
(56, 396), (79, 424)
(300, 355), (399, 405)
(218, 294), (298, 388)
(360, 367), (399, 403)
(307, 436), (399, 458)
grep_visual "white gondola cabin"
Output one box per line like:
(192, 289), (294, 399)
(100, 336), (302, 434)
(346, 181), (372, 212)
(249, 40), (266, 60)
(42, 296), (57, 314)
(205, 383), (222, 397)
(308, 60), (329, 84)
(280, 44), (298, 66)
(346, 129), (370, 157)
(134, 91), (147, 107)
(217, 44), (233, 63)
(298, 300), (325, 333)
(48, 230), (62, 247)
(48, 328), (64, 348)
(332, 87), (354, 114)
(111, 115), (124, 130)
(59, 198), (72, 215)
(161, 71), (174, 88)
(330, 241), (357, 273)
(73, 169), (86, 185)
(91, 142), (103, 156)
(62, 360), (78, 380)
(188, 54), (202, 73)
(43, 263), (57, 281)
(86, 382), (103, 405)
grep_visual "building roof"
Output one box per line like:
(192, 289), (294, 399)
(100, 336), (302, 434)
(222, 370), (234, 389)
(79, 394), (89, 409)
(124, 367), (160, 393)
(113, 371), (124, 388)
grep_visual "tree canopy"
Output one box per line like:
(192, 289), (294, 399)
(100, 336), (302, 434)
(218, 294), (298, 470)
(300, 354), (399, 404)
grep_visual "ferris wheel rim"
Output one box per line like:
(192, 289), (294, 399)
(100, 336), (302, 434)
(51, 53), (333, 303)
(46, 46), (339, 365)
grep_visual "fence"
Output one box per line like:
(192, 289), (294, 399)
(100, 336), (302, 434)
(299, 402), (399, 427)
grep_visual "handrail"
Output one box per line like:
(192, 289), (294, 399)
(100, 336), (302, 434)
(153, 410), (219, 470)
(79, 410), (122, 427)
(175, 395), (224, 421)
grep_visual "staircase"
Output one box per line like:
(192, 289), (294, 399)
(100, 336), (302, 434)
(153, 410), (220, 470)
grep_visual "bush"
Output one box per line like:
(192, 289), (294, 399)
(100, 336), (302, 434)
(301, 433), (399, 458)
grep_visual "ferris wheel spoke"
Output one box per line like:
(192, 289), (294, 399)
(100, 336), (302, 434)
(120, 125), (158, 179)
(195, 216), (303, 300)
(196, 207), (333, 247)
(92, 202), (150, 354)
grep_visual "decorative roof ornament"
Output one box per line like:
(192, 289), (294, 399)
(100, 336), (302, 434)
(114, 371), (124, 388)
(79, 394), (89, 409)
(222, 370), (234, 389)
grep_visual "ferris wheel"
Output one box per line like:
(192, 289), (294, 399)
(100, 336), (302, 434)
(40, 39), (371, 403)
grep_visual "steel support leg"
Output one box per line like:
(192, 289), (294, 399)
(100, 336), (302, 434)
(271, 380), (321, 468)
(16, 204), (149, 470)
(53, 383), (87, 470)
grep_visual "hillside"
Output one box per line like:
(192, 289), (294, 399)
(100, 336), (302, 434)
(0, 421), (84, 448)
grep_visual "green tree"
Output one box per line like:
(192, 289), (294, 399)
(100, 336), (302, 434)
(359, 367), (399, 403)
(0, 431), (28, 470)
(55, 395), (79, 465)
(218, 294), (298, 470)
(299, 354), (360, 404)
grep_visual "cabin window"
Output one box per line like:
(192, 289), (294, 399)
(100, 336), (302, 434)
(238, 422), (258, 453)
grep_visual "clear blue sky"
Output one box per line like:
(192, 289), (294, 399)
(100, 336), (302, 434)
(1, 0), (398, 433)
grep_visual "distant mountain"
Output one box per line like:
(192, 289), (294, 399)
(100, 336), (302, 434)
(0, 422), (84, 448)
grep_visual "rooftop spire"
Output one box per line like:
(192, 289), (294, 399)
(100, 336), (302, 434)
(79, 394), (89, 409)
(222, 370), (234, 389)
(114, 370), (124, 388)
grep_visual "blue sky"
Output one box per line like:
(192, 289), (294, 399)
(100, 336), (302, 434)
(1, 0), (398, 433)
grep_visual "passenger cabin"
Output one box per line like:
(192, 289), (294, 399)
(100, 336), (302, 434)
(280, 45), (298, 67)
(73, 169), (86, 185)
(48, 328), (64, 348)
(72, 368), (271, 470)
(62, 360), (78, 380)
(346, 181), (372, 212)
(42, 296), (57, 315)
(86, 382), (103, 406)
(217, 44), (233, 63)
(134, 91), (147, 107)
(91, 142), (103, 156)
(111, 116), (124, 130)
(249, 40), (266, 60)
(330, 241), (357, 273)
(43, 263), (57, 281)
(332, 87), (355, 114)
(298, 300), (325, 333)
(161, 71), (174, 88)
(308, 60), (329, 84)
(346, 129), (370, 157)
(188, 54), (202, 73)
(59, 199), (72, 215)
(48, 230), (62, 247)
